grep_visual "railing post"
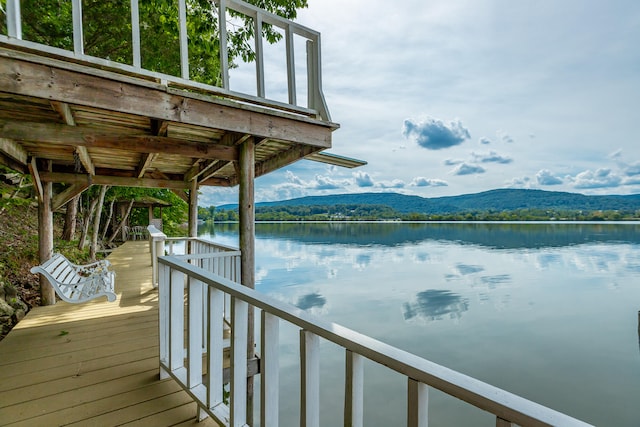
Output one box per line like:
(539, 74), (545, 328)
(254, 13), (265, 98)
(71, 0), (84, 55)
(178, 0), (189, 79)
(407, 379), (428, 427)
(301, 330), (320, 427)
(285, 24), (296, 105)
(158, 262), (170, 379)
(6, 0), (22, 39)
(261, 311), (280, 427)
(230, 296), (248, 427)
(344, 350), (364, 427)
(130, 0), (141, 68)
(306, 39), (330, 121)
(207, 286), (225, 408)
(170, 268), (185, 373)
(187, 277), (204, 389)
(218, 0), (230, 89)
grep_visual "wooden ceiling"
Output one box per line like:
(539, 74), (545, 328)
(0, 46), (339, 201)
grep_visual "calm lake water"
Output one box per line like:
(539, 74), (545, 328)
(198, 222), (640, 426)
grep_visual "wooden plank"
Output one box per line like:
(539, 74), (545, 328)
(0, 55), (335, 147)
(5, 373), (183, 427)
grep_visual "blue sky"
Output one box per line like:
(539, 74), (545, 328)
(200, 0), (640, 207)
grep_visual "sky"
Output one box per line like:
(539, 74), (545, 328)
(199, 0), (640, 207)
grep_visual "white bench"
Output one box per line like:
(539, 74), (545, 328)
(30, 253), (116, 303)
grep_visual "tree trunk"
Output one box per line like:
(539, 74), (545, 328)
(78, 193), (99, 250)
(90, 185), (108, 261)
(101, 198), (115, 242)
(62, 195), (79, 241)
(107, 199), (135, 244)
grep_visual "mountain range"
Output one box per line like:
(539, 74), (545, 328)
(216, 189), (640, 214)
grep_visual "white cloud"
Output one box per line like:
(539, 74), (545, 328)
(402, 117), (471, 150)
(536, 169), (563, 186)
(379, 179), (406, 189)
(452, 163), (486, 176)
(471, 151), (513, 164)
(410, 177), (448, 187)
(572, 168), (622, 189)
(497, 130), (514, 144)
(444, 158), (464, 166)
(353, 171), (375, 187)
(479, 137), (492, 145)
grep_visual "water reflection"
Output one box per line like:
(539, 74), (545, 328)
(295, 292), (327, 311)
(456, 263), (485, 275)
(203, 221), (640, 249)
(403, 289), (469, 322)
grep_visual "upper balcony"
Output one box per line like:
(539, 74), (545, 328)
(0, 0), (355, 194)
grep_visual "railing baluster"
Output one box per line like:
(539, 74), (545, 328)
(178, 0), (189, 79)
(187, 277), (203, 388)
(71, 0), (84, 55)
(301, 329), (320, 427)
(218, 0), (230, 89)
(254, 13), (265, 98)
(207, 286), (225, 407)
(130, 0), (141, 68)
(407, 379), (429, 427)
(170, 268), (185, 372)
(6, 0), (22, 39)
(261, 311), (280, 427)
(158, 263), (170, 379)
(285, 24), (296, 105)
(344, 350), (364, 427)
(230, 296), (248, 427)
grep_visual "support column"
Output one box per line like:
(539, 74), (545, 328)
(188, 178), (198, 253)
(238, 137), (255, 424)
(37, 161), (55, 305)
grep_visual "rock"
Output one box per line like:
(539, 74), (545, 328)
(14, 308), (25, 322)
(0, 298), (14, 318)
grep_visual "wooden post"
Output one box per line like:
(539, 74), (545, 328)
(37, 160), (55, 305)
(238, 137), (255, 424)
(188, 179), (198, 254)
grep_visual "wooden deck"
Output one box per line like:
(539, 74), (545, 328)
(0, 241), (219, 427)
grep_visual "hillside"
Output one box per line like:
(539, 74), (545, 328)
(216, 189), (640, 215)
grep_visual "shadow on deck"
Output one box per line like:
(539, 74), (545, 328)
(0, 241), (219, 426)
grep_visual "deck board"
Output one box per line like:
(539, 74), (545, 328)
(0, 241), (220, 427)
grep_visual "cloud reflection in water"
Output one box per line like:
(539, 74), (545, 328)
(403, 289), (469, 322)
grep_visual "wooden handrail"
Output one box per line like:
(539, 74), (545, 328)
(158, 254), (594, 427)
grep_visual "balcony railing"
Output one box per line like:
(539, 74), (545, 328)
(1, 0), (330, 120)
(156, 249), (594, 427)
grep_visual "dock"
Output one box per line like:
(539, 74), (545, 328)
(0, 241), (219, 426)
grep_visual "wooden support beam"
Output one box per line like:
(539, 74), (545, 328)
(171, 189), (189, 203)
(0, 56), (335, 147)
(238, 137), (256, 423)
(29, 157), (44, 200)
(37, 160), (55, 305)
(0, 120), (238, 160)
(50, 101), (96, 175)
(137, 152), (159, 178)
(75, 146), (95, 175)
(39, 171), (190, 189)
(0, 137), (28, 165)
(256, 144), (320, 177)
(52, 183), (90, 211)
(188, 178), (198, 239)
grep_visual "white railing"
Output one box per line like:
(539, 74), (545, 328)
(1, 0), (330, 120)
(158, 253), (594, 427)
